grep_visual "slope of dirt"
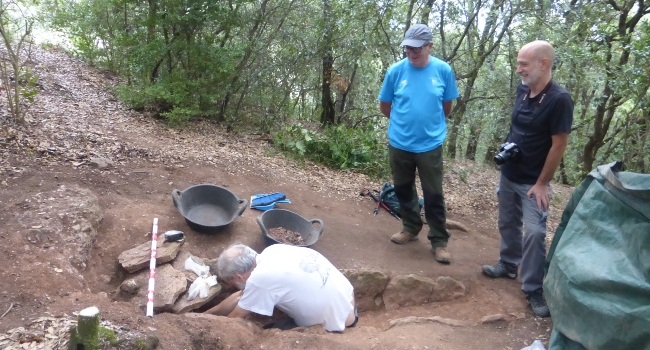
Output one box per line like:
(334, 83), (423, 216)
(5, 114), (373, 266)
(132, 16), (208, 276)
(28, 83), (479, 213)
(0, 47), (573, 349)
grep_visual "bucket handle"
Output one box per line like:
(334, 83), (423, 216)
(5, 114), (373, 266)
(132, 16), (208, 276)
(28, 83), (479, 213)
(236, 198), (249, 217)
(171, 189), (183, 211)
(256, 215), (268, 237)
(310, 219), (324, 238)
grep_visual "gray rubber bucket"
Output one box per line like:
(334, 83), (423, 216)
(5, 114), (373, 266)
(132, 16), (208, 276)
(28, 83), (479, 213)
(172, 184), (248, 233)
(256, 209), (324, 247)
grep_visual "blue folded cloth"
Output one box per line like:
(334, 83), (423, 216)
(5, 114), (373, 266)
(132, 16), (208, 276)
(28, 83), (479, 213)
(251, 193), (291, 211)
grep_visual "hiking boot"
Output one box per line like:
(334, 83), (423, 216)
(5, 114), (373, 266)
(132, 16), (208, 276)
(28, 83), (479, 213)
(481, 262), (518, 279)
(526, 292), (551, 318)
(431, 247), (451, 264)
(390, 232), (418, 244)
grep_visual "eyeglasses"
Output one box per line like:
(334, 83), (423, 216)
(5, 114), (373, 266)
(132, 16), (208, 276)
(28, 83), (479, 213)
(403, 44), (429, 54)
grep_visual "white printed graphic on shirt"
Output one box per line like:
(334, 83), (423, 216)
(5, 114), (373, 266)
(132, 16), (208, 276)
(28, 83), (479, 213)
(399, 79), (407, 88)
(299, 251), (330, 287)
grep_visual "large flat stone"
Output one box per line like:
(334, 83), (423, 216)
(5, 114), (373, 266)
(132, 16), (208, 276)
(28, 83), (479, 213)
(118, 237), (184, 273)
(341, 269), (390, 311)
(383, 274), (435, 310)
(171, 284), (222, 314)
(389, 316), (476, 328)
(132, 264), (187, 312)
(171, 251), (218, 283)
(431, 276), (465, 302)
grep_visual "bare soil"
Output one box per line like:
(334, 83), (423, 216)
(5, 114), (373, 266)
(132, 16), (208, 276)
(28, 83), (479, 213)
(0, 47), (574, 349)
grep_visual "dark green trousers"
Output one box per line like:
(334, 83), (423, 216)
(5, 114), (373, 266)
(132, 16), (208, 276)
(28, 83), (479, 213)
(388, 145), (450, 248)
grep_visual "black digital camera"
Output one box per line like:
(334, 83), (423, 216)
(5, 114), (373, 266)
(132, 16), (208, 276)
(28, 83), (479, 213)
(494, 142), (520, 165)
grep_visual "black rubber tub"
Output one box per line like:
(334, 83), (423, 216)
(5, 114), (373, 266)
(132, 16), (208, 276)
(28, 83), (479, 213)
(172, 184), (248, 233)
(256, 209), (324, 247)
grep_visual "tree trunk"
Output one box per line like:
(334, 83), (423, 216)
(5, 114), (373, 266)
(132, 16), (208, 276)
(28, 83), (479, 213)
(320, 0), (335, 125)
(580, 0), (647, 176)
(68, 306), (100, 350)
(636, 110), (648, 172)
(335, 62), (357, 123)
(420, 0), (435, 24)
(447, 74), (475, 158)
(320, 52), (335, 125)
(464, 126), (481, 160)
(558, 157), (568, 184)
(446, 0), (514, 159)
(147, 0), (158, 43)
(219, 0), (269, 121)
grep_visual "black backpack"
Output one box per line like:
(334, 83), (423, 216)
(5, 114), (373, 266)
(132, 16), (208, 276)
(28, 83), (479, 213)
(379, 182), (424, 217)
(379, 182), (401, 218)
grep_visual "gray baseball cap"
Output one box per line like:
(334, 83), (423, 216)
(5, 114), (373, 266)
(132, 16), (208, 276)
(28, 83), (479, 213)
(400, 24), (433, 47)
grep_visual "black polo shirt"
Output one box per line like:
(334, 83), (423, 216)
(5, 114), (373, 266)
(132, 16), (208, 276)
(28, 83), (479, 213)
(501, 81), (573, 184)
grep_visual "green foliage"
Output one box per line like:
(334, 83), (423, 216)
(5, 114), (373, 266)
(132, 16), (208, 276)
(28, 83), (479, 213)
(0, 0), (37, 123)
(458, 168), (469, 184)
(98, 326), (118, 346)
(132, 335), (159, 350)
(36, 0), (650, 180)
(19, 66), (39, 102)
(115, 74), (222, 125)
(273, 124), (389, 178)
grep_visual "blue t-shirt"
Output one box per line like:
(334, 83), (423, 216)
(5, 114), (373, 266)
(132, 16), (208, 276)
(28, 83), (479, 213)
(378, 57), (460, 153)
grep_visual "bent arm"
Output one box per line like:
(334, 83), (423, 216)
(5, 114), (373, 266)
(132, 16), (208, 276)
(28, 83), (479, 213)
(205, 290), (243, 316)
(228, 305), (251, 319)
(536, 133), (569, 186)
(527, 133), (569, 210)
(380, 101), (392, 118)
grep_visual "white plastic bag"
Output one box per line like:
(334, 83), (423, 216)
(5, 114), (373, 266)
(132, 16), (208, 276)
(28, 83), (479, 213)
(520, 340), (546, 350)
(184, 256), (210, 277)
(188, 275), (218, 300)
(184, 256), (218, 301)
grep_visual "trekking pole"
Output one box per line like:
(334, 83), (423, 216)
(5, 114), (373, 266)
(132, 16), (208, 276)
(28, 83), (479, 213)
(361, 189), (400, 220)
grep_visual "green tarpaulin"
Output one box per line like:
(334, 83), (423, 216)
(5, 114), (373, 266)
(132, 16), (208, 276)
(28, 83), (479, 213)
(544, 162), (650, 350)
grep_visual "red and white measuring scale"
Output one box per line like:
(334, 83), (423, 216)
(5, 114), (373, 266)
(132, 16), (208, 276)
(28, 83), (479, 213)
(146, 218), (158, 317)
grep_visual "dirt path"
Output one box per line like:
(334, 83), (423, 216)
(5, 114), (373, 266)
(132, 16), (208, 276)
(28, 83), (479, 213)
(0, 47), (571, 349)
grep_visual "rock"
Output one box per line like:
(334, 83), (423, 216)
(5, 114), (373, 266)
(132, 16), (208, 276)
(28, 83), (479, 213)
(388, 315), (476, 328)
(204, 258), (219, 276)
(445, 219), (469, 232)
(171, 284), (222, 314)
(341, 269), (390, 312)
(118, 237), (183, 273)
(171, 251), (217, 283)
(133, 264), (187, 312)
(510, 312), (526, 319)
(89, 157), (113, 169)
(481, 314), (507, 324)
(430, 276), (465, 302)
(16, 185), (102, 278)
(119, 279), (140, 295)
(383, 274), (435, 310)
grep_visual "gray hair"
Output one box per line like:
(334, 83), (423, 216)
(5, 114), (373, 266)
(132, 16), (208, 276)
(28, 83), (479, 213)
(217, 243), (257, 278)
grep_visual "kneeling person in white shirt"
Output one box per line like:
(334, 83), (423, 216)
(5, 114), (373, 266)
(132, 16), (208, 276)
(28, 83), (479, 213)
(206, 243), (358, 332)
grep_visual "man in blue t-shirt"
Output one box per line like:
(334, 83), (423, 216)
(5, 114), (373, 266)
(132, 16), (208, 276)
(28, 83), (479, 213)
(378, 24), (460, 264)
(481, 40), (573, 318)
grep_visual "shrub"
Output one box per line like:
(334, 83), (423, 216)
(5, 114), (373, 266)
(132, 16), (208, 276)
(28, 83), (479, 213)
(273, 123), (389, 178)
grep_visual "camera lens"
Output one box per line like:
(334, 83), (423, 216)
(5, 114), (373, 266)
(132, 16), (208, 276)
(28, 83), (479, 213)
(494, 154), (506, 165)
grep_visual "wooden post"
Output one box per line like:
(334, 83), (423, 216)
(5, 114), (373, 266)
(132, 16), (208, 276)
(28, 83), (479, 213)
(68, 306), (100, 350)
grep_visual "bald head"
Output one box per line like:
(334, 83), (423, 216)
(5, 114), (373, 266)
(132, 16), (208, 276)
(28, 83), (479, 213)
(517, 40), (555, 93)
(520, 40), (555, 69)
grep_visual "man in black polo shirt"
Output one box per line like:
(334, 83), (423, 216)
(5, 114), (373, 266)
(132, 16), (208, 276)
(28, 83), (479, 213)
(481, 40), (573, 318)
